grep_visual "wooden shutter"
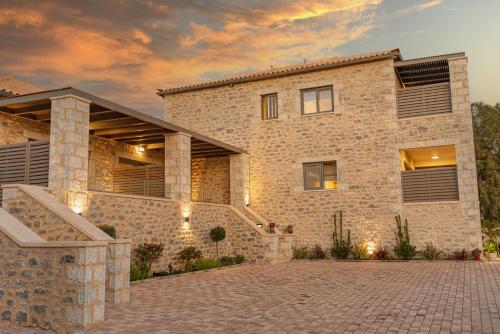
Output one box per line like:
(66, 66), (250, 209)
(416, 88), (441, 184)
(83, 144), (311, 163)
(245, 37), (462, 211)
(397, 82), (452, 118)
(113, 164), (165, 197)
(401, 166), (459, 203)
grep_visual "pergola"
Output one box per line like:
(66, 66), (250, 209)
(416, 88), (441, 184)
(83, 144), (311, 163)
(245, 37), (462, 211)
(0, 87), (246, 158)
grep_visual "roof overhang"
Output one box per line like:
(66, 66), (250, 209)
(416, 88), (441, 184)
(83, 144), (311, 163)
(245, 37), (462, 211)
(0, 87), (247, 158)
(394, 52), (465, 88)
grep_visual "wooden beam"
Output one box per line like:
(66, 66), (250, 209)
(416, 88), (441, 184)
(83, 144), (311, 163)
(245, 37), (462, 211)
(89, 111), (126, 122)
(93, 124), (161, 136)
(89, 117), (145, 130)
(9, 103), (51, 115)
(120, 137), (166, 145)
(145, 143), (165, 150)
(106, 130), (169, 140)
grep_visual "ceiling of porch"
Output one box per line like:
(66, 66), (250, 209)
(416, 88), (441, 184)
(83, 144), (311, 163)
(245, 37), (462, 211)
(0, 87), (247, 158)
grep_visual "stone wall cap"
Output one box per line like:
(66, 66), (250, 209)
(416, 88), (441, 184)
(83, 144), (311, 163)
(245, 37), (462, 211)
(49, 94), (92, 104)
(22, 240), (109, 248)
(0, 208), (47, 245)
(108, 239), (133, 244)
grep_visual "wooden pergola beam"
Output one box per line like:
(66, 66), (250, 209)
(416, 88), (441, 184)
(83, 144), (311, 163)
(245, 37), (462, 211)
(93, 124), (160, 136)
(89, 117), (145, 130)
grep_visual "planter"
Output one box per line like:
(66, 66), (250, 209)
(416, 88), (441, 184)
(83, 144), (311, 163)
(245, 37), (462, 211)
(487, 252), (497, 261)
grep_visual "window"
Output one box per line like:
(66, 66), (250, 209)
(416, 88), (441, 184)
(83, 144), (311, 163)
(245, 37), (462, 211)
(303, 161), (338, 190)
(301, 86), (334, 115)
(261, 93), (278, 120)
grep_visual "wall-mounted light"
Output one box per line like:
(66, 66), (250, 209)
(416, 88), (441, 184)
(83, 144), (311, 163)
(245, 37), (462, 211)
(136, 146), (145, 153)
(184, 216), (190, 223)
(256, 223), (263, 228)
(71, 205), (83, 215)
(366, 241), (376, 255)
(244, 193), (250, 207)
(431, 155), (440, 160)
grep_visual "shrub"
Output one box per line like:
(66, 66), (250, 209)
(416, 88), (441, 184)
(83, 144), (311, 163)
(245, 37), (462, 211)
(471, 248), (482, 260)
(234, 254), (245, 264)
(331, 211), (352, 259)
(135, 242), (164, 276)
(210, 226), (226, 261)
(373, 246), (390, 260)
(352, 243), (369, 260)
(482, 220), (500, 242)
(393, 215), (416, 260)
(219, 256), (234, 266)
(423, 243), (442, 260)
(98, 224), (117, 239)
(178, 246), (202, 272)
(130, 262), (149, 281)
(292, 246), (309, 259)
(450, 248), (471, 260)
(484, 240), (497, 253)
(193, 258), (219, 271)
(309, 244), (326, 259)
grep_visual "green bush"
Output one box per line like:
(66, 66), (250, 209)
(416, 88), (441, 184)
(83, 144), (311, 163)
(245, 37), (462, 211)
(292, 246), (309, 259)
(130, 262), (149, 281)
(373, 246), (390, 260)
(210, 226), (226, 260)
(135, 242), (164, 276)
(423, 243), (442, 260)
(450, 248), (471, 260)
(352, 243), (369, 260)
(219, 256), (234, 266)
(393, 215), (416, 260)
(193, 258), (219, 271)
(484, 240), (497, 253)
(98, 224), (117, 239)
(331, 211), (352, 259)
(234, 254), (245, 264)
(178, 246), (202, 272)
(309, 244), (327, 259)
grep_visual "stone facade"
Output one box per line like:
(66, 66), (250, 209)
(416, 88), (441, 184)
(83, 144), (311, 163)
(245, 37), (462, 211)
(0, 112), (49, 145)
(105, 241), (131, 304)
(164, 133), (192, 201)
(49, 95), (90, 211)
(0, 231), (106, 332)
(85, 191), (292, 270)
(164, 56), (481, 250)
(191, 156), (230, 204)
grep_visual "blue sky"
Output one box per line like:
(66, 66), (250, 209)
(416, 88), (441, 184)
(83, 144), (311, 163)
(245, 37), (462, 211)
(0, 0), (498, 118)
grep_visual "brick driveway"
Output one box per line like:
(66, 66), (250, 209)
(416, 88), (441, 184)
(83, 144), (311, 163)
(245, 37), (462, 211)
(2, 261), (500, 333)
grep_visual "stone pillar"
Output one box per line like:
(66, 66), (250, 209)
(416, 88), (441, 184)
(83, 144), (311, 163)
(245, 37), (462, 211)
(230, 153), (250, 209)
(48, 95), (90, 212)
(164, 132), (191, 201)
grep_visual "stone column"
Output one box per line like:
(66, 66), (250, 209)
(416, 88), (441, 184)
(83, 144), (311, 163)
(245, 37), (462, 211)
(164, 132), (191, 201)
(230, 153), (250, 209)
(48, 95), (90, 212)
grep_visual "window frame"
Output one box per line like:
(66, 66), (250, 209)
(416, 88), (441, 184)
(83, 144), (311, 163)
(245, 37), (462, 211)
(300, 85), (334, 115)
(261, 93), (279, 120)
(303, 160), (338, 191)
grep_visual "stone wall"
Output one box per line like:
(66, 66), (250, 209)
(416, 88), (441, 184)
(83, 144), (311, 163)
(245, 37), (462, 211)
(0, 232), (106, 332)
(85, 191), (287, 269)
(105, 241), (131, 304)
(2, 187), (90, 241)
(164, 57), (481, 251)
(0, 112), (49, 145)
(191, 156), (230, 204)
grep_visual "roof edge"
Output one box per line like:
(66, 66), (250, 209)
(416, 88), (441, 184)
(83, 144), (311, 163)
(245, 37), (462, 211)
(158, 49), (401, 96)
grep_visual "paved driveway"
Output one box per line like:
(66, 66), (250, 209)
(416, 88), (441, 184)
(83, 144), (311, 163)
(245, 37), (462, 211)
(1, 261), (499, 333)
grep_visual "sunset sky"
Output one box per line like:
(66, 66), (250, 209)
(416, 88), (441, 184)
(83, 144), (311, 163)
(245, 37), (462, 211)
(1, 0), (498, 118)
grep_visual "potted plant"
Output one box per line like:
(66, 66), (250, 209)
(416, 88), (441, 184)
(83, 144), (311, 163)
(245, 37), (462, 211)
(267, 222), (276, 234)
(483, 241), (497, 261)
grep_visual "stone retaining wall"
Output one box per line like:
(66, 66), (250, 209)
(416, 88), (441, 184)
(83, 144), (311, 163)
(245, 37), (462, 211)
(0, 232), (106, 332)
(85, 191), (291, 269)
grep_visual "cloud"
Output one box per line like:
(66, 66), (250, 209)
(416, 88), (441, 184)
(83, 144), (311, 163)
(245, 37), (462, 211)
(0, 0), (439, 115)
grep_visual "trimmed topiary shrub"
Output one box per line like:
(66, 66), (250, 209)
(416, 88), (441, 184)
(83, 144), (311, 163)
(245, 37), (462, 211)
(210, 226), (226, 261)
(98, 224), (117, 239)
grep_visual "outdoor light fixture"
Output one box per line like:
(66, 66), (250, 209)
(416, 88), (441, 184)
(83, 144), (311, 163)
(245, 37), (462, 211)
(184, 216), (189, 223)
(256, 223), (263, 228)
(136, 146), (145, 153)
(431, 155), (439, 160)
(366, 241), (376, 255)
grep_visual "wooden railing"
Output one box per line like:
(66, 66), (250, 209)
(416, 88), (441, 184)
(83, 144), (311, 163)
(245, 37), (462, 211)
(0, 141), (49, 204)
(112, 165), (165, 198)
(397, 82), (452, 118)
(401, 166), (459, 203)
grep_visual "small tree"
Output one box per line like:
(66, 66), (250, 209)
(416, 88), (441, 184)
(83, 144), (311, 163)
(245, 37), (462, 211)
(331, 211), (352, 259)
(393, 215), (416, 260)
(135, 242), (164, 277)
(178, 246), (202, 272)
(210, 226), (226, 261)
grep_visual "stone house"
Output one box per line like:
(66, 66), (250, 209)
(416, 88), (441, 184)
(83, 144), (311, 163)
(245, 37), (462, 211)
(159, 49), (481, 252)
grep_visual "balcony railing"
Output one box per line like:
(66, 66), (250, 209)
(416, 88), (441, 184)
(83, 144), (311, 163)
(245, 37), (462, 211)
(401, 166), (459, 203)
(397, 82), (452, 118)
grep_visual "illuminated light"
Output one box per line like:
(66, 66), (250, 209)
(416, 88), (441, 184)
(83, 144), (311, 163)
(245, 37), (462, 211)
(366, 241), (376, 255)
(71, 205), (83, 215)
(244, 193), (250, 206)
(182, 203), (191, 218)
(182, 221), (190, 231)
(431, 155), (439, 160)
(136, 146), (145, 153)
(256, 223), (263, 229)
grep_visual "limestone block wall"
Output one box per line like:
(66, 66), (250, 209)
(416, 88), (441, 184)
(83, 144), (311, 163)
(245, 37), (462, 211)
(164, 57), (481, 251)
(85, 191), (287, 269)
(0, 112), (49, 145)
(191, 156), (230, 204)
(0, 232), (106, 332)
(105, 241), (131, 304)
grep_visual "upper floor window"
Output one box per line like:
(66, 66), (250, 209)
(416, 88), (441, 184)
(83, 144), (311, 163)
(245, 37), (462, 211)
(301, 86), (334, 115)
(303, 161), (338, 190)
(261, 93), (278, 120)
